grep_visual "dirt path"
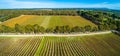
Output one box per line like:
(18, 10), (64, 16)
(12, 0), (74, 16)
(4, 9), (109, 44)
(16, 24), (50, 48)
(40, 16), (51, 28)
(0, 31), (111, 37)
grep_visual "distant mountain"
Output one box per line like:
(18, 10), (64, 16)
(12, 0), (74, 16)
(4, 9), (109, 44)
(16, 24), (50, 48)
(0, 8), (119, 16)
(109, 10), (120, 16)
(0, 8), (111, 10)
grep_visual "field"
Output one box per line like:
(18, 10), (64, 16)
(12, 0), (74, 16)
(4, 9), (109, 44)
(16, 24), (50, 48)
(0, 33), (120, 56)
(1, 15), (97, 28)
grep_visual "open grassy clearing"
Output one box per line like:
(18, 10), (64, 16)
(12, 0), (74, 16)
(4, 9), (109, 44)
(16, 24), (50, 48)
(1, 15), (35, 27)
(48, 16), (64, 28)
(48, 16), (96, 28)
(1, 15), (97, 28)
(60, 16), (96, 27)
(21, 16), (45, 26)
(0, 33), (119, 56)
(1, 15), (46, 27)
(40, 16), (51, 28)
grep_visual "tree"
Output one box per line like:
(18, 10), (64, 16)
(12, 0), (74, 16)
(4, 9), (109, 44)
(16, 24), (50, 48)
(1, 25), (14, 33)
(54, 26), (60, 33)
(84, 25), (92, 32)
(104, 24), (110, 30)
(25, 24), (34, 33)
(109, 24), (117, 30)
(116, 21), (120, 31)
(98, 25), (104, 31)
(15, 24), (25, 33)
(33, 24), (40, 33)
(71, 26), (80, 32)
(54, 25), (71, 33)
(46, 28), (54, 33)
(63, 25), (71, 33)
(39, 26), (45, 33)
(111, 14), (116, 19)
(92, 27), (98, 32)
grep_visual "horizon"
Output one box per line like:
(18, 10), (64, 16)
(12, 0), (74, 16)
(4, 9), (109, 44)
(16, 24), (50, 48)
(0, 0), (120, 10)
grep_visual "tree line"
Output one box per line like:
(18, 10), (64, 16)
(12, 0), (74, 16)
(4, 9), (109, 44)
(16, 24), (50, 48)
(0, 10), (78, 22)
(78, 10), (120, 32)
(0, 24), (118, 34)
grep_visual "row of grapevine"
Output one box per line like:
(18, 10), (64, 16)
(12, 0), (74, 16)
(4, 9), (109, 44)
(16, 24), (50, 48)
(0, 34), (120, 56)
(0, 37), (43, 56)
(38, 37), (96, 56)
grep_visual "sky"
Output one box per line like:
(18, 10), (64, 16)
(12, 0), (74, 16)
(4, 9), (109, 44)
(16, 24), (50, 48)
(0, 0), (120, 10)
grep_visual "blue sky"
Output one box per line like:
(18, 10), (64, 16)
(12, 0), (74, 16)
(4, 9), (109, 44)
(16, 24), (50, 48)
(0, 0), (120, 9)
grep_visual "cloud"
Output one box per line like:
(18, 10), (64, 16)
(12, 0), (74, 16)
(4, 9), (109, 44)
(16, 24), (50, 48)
(105, 3), (120, 9)
(1, 0), (56, 8)
(0, 0), (120, 9)
(54, 2), (120, 9)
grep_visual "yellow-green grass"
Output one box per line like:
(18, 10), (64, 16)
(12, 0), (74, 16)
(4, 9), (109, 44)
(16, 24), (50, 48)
(61, 16), (96, 27)
(1, 15), (46, 27)
(1, 15), (97, 28)
(21, 16), (45, 26)
(1, 15), (35, 27)
(48, 16), (97, 28)
(40, 16), (51, 28)
(48, 16), (64, 28)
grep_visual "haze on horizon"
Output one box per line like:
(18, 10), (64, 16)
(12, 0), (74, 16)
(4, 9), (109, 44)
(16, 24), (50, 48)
(0, 0), (120, 10)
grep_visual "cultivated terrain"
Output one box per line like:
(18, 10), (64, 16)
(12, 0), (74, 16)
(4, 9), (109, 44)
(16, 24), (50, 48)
(0, 9), (119, 56)
(0, 33), (120, 56)
(2, 15), (97, 28)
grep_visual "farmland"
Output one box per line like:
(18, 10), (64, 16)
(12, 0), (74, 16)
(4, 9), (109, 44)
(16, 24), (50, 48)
(1, 15), (97, 28)
(0, 33), (120, 56)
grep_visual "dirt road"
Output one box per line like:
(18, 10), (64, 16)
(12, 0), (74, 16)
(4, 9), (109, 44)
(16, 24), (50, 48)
(0, 31), (111, 37)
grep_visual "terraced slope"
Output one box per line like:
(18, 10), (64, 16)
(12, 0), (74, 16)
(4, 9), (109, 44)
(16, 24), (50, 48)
(1, 15), (97, 28)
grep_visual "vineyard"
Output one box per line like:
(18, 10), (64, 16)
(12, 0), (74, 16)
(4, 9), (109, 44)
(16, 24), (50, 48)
(1, 15), (97, 28)
(0, 37), (42, 56)
(0, 33), (120, 56)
